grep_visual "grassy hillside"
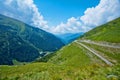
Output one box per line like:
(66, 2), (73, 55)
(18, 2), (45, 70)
(81, 17), (120, 43)
(48, 43), (103, 67)
(0, 14), (64, 65)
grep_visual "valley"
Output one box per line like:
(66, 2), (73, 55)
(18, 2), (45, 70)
(0, 16), (120, 80)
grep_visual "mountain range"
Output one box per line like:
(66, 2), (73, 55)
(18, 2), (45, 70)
(0, 14), (64, 65)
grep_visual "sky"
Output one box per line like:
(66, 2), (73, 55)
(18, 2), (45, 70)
(34, 0), (99, 26)
(0, 0), (120, 34)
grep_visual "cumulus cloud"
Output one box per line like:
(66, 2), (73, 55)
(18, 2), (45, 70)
(50, 17), (83, 34)
(52, 0), (120, 34)
(81, 0), (120, 27)
(0, 0), (48, 30)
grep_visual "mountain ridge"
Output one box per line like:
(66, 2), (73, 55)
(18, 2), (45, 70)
(0, 14), (64, 65)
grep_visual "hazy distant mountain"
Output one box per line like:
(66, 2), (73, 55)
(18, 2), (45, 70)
(0, 14), (64, 65)
(56, 33), (83, 44)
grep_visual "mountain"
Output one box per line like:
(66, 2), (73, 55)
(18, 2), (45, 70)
(0, 18), (120, 80)
(0, 14), (64, 65)
(56, 33), (83, 44)
(80, 17), (120, 43)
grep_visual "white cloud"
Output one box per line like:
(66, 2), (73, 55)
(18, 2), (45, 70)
(0, 0), (48, 30)
(52, 0), (120, 34)
(81, 0), (120, 27)
(50, 17), (83, 34)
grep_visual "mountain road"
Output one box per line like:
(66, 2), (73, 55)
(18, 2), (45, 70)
(75, 41), (113, 66)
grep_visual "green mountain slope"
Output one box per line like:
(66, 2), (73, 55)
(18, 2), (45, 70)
(1, 62), (120, 80)
(0, 14), (64, 65)
(80, 17), (120, 43)
(48, 43), (102, 67)
(0, 18), (120, 80)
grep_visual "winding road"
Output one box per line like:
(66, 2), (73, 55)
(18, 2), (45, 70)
(75, 41), (113, 66)
(79, 40), (120, 48)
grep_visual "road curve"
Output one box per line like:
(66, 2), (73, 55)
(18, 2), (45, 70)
(75, 41), (113, 66)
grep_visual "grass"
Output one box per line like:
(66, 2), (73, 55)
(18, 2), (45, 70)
(49, 43), (94, 67)
(0, 62), (120, 80)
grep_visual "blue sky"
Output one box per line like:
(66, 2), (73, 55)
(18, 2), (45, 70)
(34, 0), (99, 26)
(0, 0), (120, 34)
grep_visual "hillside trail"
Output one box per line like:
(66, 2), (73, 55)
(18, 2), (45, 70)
(79, 40), (120, 48)
(75, 41), (113, 66)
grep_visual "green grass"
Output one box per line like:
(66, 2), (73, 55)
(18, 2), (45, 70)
(0, 63), (120, 80)
(48, 43), (93, 67)
(81, 17), (120, 43)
